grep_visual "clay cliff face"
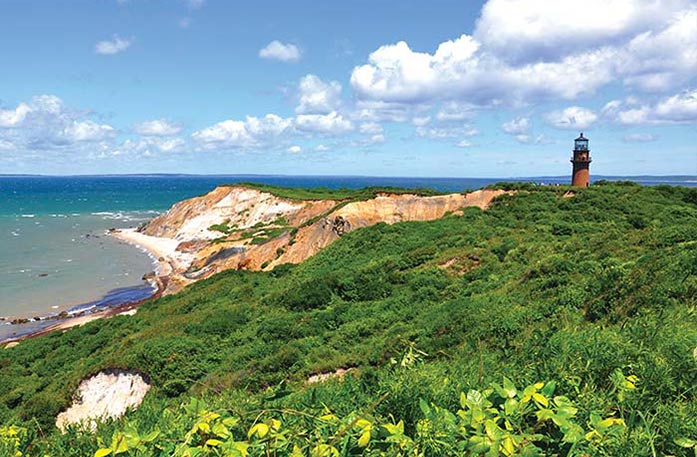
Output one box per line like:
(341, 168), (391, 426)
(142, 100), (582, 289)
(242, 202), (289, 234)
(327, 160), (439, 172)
(136, 186), (510, 293)
(143, 186), (335, 240)
(266, 192), (504, 269)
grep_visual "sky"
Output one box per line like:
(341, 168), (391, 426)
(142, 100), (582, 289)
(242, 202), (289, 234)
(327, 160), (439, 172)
(0, 0), (695, 177)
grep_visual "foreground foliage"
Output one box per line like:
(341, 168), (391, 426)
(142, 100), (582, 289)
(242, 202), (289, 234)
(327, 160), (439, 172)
(0, 182), (696, 456)
(4, 376), (635, 456)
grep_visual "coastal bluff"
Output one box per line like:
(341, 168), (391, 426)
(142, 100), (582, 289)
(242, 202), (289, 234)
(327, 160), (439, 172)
(114, 184), (510, 295)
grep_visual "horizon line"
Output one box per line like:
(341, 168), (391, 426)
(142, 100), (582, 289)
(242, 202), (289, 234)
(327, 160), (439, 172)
(0, 173), (695, 180)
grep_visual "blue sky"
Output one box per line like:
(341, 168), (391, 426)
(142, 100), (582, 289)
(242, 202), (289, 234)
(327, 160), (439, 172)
(0, 0), (695, 177)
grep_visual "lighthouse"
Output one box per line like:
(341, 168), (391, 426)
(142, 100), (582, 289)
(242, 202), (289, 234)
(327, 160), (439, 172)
(570, 133), (591, 187)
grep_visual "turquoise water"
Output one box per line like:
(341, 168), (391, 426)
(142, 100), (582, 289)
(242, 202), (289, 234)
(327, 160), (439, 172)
(0, 176), (232, 320)
(1, 174), (694, 340)
(1, 212), (157, 317)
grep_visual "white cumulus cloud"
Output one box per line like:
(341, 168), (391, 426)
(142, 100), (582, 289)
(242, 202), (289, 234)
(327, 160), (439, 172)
(436, 102), (476, 122)
(605, 89), (697, 125)
(351, 36), (480, 103)
(115, 137), (186, 157)
(351, 35), (617, 105)
(457, 139), (473, 148)
(369, 134), (386, 144)
(618, 8), (697, 91)
(654, 89), (697, 122)
(358, 122), (383, 135)
(259, 40), (301, 62)
(0, 94), (196, 160)
(295, 111), (353, 135)
(30, 94), (64, 114)
(474, 0), (691, 63)
(296, 75), (342, 114)
(411, 116), (431, 127)
(288, 145), (302, 153)
(192, 114), (292, 149)
(545, 106), (598, 129)
(63, 120), (115, 142)
(0, 103), (31, 128)
(502, 117), (531, 135)
(152, 137), (185, 152)
(95, 35), (133, 55)
(0, 95), (120, 149)
(416, 125), (478, 140)
(134, 119), (183, 136)
(350, 1), (696, 107)
(502, 117), (542, 144)
(354, 100), (424, 123)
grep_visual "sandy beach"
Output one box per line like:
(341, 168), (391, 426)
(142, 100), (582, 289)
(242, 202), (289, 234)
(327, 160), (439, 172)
(111, 228), (196, 275)
(111, 228), (175, 276)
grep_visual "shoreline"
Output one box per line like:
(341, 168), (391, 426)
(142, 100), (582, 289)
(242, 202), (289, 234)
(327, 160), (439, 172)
(110, 228), (177, 277)
(2, 284), (165, 347)
(2, 228), (175, 346)
(110, 228), (195, 278)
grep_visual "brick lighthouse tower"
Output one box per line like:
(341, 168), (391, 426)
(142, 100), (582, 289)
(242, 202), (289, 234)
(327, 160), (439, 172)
(570, 133), (591, 187)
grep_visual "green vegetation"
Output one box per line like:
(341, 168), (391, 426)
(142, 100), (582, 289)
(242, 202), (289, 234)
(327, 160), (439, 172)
(209, 219), (288, 245)
(0, 377), (634, 456)
(208, 220), (237, 235)
(249, 227), (289, 245)
(1, 183), (696, 456)
(227, 182), (442, 201)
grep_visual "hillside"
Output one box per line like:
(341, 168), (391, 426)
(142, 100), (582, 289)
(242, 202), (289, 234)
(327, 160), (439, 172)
(1, 182), (696, 456)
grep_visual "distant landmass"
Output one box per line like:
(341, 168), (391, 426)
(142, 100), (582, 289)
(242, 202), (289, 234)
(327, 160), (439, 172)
(1, 173), (695, 181)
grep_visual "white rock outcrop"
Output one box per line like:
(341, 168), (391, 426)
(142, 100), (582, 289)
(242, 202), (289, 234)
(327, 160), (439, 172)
(56, 370), (151, 431)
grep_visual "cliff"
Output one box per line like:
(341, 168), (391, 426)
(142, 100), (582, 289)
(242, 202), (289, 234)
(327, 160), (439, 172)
(116, 185), (510, 294)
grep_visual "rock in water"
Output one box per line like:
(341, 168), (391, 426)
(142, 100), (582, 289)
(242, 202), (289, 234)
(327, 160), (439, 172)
(56, 370), (150, 432)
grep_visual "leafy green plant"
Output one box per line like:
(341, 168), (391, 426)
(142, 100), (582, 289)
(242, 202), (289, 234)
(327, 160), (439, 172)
(68, 378), (629, 456)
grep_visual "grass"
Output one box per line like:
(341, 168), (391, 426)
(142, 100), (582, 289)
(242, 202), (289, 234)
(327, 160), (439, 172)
(0, 182), (696, 455)
(224, 182), (444, 201)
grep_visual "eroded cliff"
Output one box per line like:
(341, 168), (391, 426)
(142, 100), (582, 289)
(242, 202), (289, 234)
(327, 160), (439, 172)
(116, 185), (510, 294)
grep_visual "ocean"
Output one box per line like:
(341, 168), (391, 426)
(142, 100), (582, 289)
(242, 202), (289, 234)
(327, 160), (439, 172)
(1, 174), (694, 341)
